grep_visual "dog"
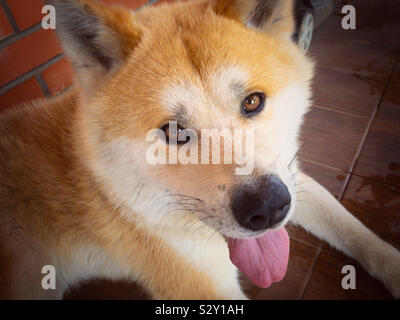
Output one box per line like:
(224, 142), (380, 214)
(0, 0), (399, 300)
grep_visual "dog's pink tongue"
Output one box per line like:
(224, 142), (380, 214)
(227, 227), (290, 288)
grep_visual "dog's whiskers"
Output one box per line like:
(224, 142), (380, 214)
(273, 142), (291, 167)
(207, 227), (222, 243)
(287, 149), (301, 171)
(166, 199), (204, 207)
(183, 216), (214, 235)
(129, 182), (144, 203)
(292, 168), (302, 179)
(167, 194), (205, 204)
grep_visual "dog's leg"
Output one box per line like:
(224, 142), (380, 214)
(0, 212), (64, 299)
(290, 172), (400, 298)
(91, 213), (247, 300)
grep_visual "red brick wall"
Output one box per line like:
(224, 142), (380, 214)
(0, 0), (172, 112)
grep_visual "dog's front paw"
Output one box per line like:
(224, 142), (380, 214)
(375, 245), (400, 299)
(386, 268), (400, 299)
(386, 274), (400, 299)
(359, 238), (400, 299)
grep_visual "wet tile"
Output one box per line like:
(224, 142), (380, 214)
(312, 68), (385, 116)
(256, 240), (318, 300)
(63, 279), (150, 300)
(299, 159), (346, 199)
(322, 173), (400, 256)
(341, 175), (400, 251)
(376, 62), (400, 123)
(308, 34), (397, 77)
(354, 119), (400, 186)
(288, 160), (347, 248)
(302, 251), (393, 299)
(300, 107), (369, 172)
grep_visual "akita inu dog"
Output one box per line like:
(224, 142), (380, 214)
(0, 0), (399, 300)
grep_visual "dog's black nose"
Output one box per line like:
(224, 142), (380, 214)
(231, 175), (291, 231)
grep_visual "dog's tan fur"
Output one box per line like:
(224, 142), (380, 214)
(0, 0), (399, 299)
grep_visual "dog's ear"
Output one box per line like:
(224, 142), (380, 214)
(212, 0), (295, 41)
(47, 0), (141, 93)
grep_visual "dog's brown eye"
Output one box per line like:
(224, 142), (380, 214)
(242, 92), (265, 117)
(161, 123), (187, 144)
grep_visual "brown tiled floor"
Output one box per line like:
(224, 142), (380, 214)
(262, 0), (400, 300)
(65, 0), (400, 299)
(377, 63), (400, 122)
(354, 120), (400, 186)
(301, 251), (392, 300)
(300, 107), (369, 171)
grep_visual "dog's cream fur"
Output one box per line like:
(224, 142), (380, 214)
(0, 0), (399, 299)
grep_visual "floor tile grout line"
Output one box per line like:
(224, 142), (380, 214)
(299, 157), (350, 197)
(314, 64), (393, 81)
(338, 172), (351, 202)
(338, 55), (399, 201)
(299, 157), (348, 173)
(289, 235), (321, 250)
(311, 104), (371, 119)
(297, 244), (322, 300)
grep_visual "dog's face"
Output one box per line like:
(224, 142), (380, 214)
(54, 0), (313, 238)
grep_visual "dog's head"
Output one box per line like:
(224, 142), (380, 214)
(52, 0), (313, 239)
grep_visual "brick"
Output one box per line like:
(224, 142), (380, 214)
(0, 29), (63, 87)
(0, 77), (44, 112)
(0, 7), (13, 40)
(101, 0), (148, 9)
(6, 0), (45, 31)
(42, 58), (74, 95)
